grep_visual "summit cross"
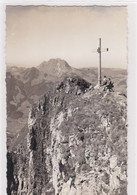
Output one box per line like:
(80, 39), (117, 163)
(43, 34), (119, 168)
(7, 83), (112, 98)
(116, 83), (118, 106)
(96, 38), (109, 87)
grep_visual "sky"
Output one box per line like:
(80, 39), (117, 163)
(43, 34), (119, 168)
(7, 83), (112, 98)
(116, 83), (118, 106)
(6, 6), (127, 69)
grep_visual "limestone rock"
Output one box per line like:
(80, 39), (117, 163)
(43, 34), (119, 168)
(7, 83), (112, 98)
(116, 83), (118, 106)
(7, 76), (127, 195)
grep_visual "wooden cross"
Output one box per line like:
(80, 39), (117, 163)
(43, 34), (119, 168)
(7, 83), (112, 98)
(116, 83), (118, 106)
(96, 38), (109, 87)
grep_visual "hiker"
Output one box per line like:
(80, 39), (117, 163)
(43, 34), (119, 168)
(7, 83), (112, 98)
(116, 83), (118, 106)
(106, 78), (114, 92)
(102, 76), (108, 91)
(102, 76), (108, 86)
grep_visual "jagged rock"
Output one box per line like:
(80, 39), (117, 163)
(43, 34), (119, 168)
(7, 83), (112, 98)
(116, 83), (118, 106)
(56, 76), (91, 95)
(7, 76), (127, 195)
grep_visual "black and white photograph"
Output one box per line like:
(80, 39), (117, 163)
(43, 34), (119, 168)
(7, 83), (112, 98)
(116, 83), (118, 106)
(6, 5), (127, 195)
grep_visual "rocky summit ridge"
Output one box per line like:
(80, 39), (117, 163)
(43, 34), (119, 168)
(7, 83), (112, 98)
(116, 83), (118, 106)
(7, 75), (127, 195)
(6, 58), (127, 146)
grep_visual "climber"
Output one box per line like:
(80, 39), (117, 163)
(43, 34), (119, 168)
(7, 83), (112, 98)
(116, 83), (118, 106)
(102, 76), (108, 91)
(102, 76), (108, 86)
(106, 78), (114, 92)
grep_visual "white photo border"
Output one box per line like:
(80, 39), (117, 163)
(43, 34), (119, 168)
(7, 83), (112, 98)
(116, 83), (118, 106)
(0, 1), (136, 195)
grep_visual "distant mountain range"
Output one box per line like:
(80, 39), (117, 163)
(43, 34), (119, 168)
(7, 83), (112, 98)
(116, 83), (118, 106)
(6, 58), (127, 147)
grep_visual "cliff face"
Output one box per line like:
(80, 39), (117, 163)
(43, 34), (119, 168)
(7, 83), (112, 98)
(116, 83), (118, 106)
(7, 76), (127, 195)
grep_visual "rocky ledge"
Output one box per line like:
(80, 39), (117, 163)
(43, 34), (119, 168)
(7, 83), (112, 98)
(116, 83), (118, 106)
(7, 76), (127, 195)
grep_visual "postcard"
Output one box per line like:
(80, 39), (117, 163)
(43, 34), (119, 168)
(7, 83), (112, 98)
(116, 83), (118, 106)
(0, 2), (136, 195)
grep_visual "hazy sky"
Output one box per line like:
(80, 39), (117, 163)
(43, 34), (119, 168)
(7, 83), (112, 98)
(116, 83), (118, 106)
(6, 6), (127, 69)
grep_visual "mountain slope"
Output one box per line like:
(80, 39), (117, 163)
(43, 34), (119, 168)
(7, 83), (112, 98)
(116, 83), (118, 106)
(7, 76), (127, 195)
(6, 59), (127, 147)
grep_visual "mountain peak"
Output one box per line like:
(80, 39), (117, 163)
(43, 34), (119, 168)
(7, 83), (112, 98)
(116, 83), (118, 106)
(38, 58), (72, 76)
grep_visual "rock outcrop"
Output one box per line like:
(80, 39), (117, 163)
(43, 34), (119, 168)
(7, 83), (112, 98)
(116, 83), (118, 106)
(7, 76), (127, 195)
